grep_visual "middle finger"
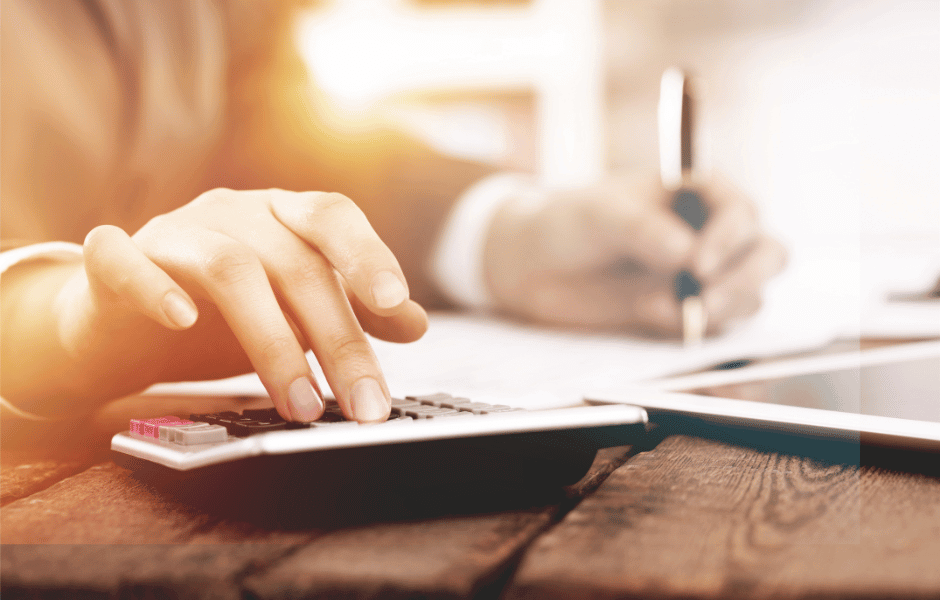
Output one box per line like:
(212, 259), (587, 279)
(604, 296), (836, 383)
(260, 234), (392, 423)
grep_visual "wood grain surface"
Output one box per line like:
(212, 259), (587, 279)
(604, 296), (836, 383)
(0, 454), (88, 507)
(1, 462), (313, 599)
(1, 446), (635, 599)
(505, 435), (940, 600)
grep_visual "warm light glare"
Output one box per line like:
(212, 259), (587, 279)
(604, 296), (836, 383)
(298, 0), (605, 187)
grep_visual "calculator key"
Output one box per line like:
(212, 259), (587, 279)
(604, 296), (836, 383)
(454, 402), (497, 415)
(404, 407), (462, 419)
(130, 416), (190, 439)
(158, 420), (195, 441)
(209, 418), (245, 436)
(318, 409), (347, 423)
(479, 405), (515, 413)
(232, 421), (288, 437)
(391, 397), (420, 408)
(150, 416), (191, 437)
(438, 398), (473, 409)
(309, 420), (359, 428)
(190, 413), (225, 426)
(165, 422), (211, 443)
(406, 393), (452, 405)
(379, 416), (416, 425)
(175, 424), (228, 445)
(242, 408), (284, 422)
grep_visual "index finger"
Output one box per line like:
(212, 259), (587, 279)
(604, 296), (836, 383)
(598, 191), (696, 274)
(268, 191), (410, 315)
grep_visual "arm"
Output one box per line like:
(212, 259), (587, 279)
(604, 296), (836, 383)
(0, 2), (428, 425)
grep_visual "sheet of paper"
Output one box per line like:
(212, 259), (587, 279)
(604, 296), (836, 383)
(857, 237), (940, 338)
(146, 258), (846, 409)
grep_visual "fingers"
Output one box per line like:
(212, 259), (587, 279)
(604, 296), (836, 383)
(268, 191), (410, 315)
(591, 182), (696, 274)
(134, 188), (414, 423)
(693, 179), (760, 280)
(147, 228), (325, 423)
(350, 296), (429, 343)
(83, 225), (199, 330)
(515, 272), (682, 335)
(617, 206), (697, 273)
(259, 235), (392, 423)
(703, 235), (787, 330)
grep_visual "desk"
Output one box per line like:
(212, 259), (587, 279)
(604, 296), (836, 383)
(3, 357), (940, 599)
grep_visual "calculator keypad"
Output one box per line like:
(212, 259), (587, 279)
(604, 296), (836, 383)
(129, 394), (521, 445)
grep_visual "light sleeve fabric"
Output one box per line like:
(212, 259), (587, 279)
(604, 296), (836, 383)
(0, 242), (84, 421)
(0, 242), (83, 275)
(429, 173), (538, 310)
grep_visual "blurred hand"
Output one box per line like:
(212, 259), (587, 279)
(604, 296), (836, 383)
(56, 189), (428, 423)
(483, 172), (786, 337)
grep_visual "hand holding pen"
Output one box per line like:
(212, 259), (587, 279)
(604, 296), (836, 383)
(658, 67), (786, 343)
(476, 74), (787, 337)
(659, 68), (709, 344)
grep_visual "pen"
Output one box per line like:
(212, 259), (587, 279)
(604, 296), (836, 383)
(658, 68), (709, 345)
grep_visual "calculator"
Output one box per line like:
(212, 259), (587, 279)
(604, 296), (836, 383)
(111, 393), (649, 485)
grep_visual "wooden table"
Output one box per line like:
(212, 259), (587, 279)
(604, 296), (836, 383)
(3, 362), (940, 599)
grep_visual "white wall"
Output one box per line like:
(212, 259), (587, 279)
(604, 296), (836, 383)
(298, 0), (605, 188)
(704, 0), (940, 248)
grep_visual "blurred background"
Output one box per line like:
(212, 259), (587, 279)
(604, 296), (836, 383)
(297, 0), (939, 321)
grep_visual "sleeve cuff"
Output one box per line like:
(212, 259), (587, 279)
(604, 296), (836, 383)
(0, 241), (83, 274)
(0, 242), (84, 422)
(429, 173), (538, 310)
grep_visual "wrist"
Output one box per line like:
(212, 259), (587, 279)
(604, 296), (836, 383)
(429, 173), (540, 311)
(482, 185), (548, 314)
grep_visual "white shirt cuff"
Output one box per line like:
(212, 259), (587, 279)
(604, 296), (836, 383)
(0, 241), (83, 422)
(0, 241), (83, 274)
(430, 173), (538, 310)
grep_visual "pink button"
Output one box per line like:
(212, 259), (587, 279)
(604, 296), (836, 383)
(130, 416), (191, 438)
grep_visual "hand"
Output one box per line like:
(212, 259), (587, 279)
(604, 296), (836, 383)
(56, 189), (428, 423)
(482, 172), (786, 337)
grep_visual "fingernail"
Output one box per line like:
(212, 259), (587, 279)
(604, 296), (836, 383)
(288, 375), (324, 421)
(162, 291), (198, 328)
(371, 271), (408, 309)
(351, 378), (389, 423)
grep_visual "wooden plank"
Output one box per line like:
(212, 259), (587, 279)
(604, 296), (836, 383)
(240, 446), (634, 600)
(1, 446), (635, 599)
(1, 462), (315, 600)
(1, 544), (309, 600)
(2, 463), (215, 544)
(1, 456), (88, 507)
(505, 435), (940, 600)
